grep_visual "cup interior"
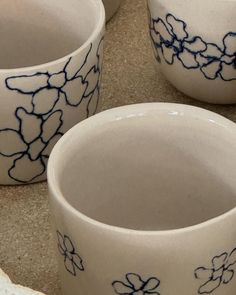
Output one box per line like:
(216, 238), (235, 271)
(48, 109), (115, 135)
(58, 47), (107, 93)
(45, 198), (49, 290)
(0, 0), (102, 69)
(51, 105), (236, 231)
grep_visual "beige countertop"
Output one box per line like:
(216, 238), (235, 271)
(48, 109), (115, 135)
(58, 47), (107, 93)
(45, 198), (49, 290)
(1, 0), (236, 294)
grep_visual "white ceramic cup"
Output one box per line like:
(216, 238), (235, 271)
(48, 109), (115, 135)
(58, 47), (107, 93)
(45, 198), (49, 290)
(0, 0), (105, 185)
(48, 103), (236, 295)
(148, 0), (236, 104)
(103, 0), (121, 21)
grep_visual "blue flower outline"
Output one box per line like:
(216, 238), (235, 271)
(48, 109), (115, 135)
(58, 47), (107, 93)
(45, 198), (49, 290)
(149, 12), (236, 81)
(112, 273), (160, 295)
(194, 248), (236, 294)
(0, 107), (63, 183)
(0, 37), (104, 183)
(57, 230), (84, 277)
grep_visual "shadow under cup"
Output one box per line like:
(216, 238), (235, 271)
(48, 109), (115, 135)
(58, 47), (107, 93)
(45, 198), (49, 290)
(50, 104), (236, 231)
(0, 0), (99, 68)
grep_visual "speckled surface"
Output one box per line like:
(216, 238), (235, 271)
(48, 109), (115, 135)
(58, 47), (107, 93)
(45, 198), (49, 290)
(1, 0), (236, 294)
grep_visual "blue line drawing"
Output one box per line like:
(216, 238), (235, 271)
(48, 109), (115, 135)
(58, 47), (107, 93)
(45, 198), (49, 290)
(149, 13), (236, 81)
(112, 273), (160, 295)
(57, 230), (84, 276)
(194, 248), (236, 294)
(0, 38), (103, 183)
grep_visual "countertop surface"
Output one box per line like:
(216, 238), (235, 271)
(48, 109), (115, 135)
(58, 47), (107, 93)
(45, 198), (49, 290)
(1, 0), (236, 294)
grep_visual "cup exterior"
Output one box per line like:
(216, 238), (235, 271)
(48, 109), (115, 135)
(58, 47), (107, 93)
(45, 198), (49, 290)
(0, 18), (105, 185)
(148, 0), (236, 104)
(49, 191), (236, 295)
(48, 103), (236, 295)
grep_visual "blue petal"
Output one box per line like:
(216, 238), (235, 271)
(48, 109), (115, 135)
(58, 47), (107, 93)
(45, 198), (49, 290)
(212, 253), (228, 270)
(72, 254), (84, 271)
(28, 138), (46, 161)
(48, 72), (66, 88)
(223, 32), (236, 56)
(220, 61), (236, 81)
(84, 67), (100, 97)
(64, 256), (76, 276)
(198, 278), (221, 294)
(153, 18), (173, 43)
(9, 154), (45, 183)
(6, 73), (48, 94)
(126, 273), (143, 290)
(195, 54), (211, 67)
(178, 48), (199, 69)
(201, 60), (221, 80)
(166, 14), (188, 41)
(228, 248), (236, 266)
(162, 44), (175, 64)
(112, 281), (133, 294)
(183, 37), (207, 53)
(41, 110), (63, 143)
(16, 108), (42, 143)
(42, 133), (62, 158)
(57, 231), (66, 253)
(32, 88), (60, 115)
(0, 129), (27, 156)
(201, 44), (223, 59)
(222, 269), (234, 284)
(65, 44), (93, 80)
(62, 76), (87, 106)
(150, 28), (162, 47)
(143, 277), (160, 292)
(195, 267), (213, 280)
(64, 235), (75, 253)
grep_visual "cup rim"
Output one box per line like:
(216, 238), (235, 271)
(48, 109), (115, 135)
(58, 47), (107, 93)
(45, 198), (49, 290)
(47, 102), (236, 235)
(0, 0), (105, 73)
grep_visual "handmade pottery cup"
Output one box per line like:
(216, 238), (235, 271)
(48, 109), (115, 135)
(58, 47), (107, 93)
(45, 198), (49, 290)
(0, 0), (105, 185)
(103, 0), (121, 21)
(148, 0), (236, 104)
(48, 103), (236, 295)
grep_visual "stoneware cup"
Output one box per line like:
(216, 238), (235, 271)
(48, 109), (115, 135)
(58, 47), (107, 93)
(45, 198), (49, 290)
(0, 0), (105, 185)
(48, 103), (236, 295)
(103, 0), (121, 21)
(148, 0), (236, 104)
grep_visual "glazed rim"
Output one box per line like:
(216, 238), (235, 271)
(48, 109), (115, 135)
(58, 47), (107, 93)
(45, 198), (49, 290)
(47, 103), (236, 235)
(0, 0), (105, 74)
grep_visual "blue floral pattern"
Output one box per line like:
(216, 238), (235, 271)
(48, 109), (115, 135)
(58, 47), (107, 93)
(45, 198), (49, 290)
(57, 230), (84, 276)
(149, 13), (236, 81)
(112, 273), (160, 295)
(194, 248), (236, 294)
(0, 38), (103, 183)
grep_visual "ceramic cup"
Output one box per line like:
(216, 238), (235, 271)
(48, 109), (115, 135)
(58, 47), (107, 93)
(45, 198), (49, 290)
(48, 103), (236, 295)
(103, 0), (121, 21)
(148, 0), (236, 104)
(0, 0), (105, 185)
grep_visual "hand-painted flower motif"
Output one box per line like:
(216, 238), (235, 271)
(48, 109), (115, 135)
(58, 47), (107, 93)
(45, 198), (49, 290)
(194, 248), (236, 294)
(6, 39), (103, 116)
(149, 13), (236, 81)
(112, 273), (160, 295)
(200, 33), (236, 81)
(149, 13), (206, 69)
(57, 230), (84, 276)
(0, 107), (63, 183)
(0, 38), (103, 183)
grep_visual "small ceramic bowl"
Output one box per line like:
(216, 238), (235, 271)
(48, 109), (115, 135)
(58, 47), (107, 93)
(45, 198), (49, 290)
(148, 0), (236, 104)
(0, 0), (105, 185)
(48, 103), (236, 295)
(103, 0), (121, 21)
